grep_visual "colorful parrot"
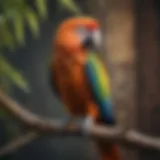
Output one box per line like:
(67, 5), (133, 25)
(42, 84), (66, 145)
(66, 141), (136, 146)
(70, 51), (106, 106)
(50, 17), (121, 160)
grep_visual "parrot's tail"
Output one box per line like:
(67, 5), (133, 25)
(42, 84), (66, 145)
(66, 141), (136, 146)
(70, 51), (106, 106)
(97, 141), (121, 160)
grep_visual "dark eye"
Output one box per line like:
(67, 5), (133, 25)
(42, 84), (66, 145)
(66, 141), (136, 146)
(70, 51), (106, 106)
(75, 26), (90, 43)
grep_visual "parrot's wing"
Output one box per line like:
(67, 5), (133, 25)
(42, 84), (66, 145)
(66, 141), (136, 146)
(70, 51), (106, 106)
(85, 54), (115, 125)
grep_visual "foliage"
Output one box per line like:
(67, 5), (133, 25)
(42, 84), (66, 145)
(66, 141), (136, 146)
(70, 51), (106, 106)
(0, 0), (80, 93)
(0, 0), (48, 93)
(58, 0), (82, 14)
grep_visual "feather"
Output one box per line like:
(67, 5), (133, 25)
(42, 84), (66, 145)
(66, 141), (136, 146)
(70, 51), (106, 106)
(85, 53), (115, 124)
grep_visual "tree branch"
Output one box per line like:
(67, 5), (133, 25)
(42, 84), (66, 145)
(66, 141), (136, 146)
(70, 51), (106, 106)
(0, 88), (160, 157)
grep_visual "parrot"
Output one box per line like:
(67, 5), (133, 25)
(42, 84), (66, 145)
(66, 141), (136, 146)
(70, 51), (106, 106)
(49, 16), (121, 160)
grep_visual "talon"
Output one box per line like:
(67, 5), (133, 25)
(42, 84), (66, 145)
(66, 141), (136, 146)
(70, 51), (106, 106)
(82, 115), (94, 136)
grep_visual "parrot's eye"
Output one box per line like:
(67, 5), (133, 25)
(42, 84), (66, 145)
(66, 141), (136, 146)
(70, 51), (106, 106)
(75, 25), (101, 49)
(76, 26), (93, 48)
(76, 26), (89, 42)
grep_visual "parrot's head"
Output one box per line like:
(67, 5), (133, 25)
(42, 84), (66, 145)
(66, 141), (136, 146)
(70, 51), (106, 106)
(54, 17), (101, 55)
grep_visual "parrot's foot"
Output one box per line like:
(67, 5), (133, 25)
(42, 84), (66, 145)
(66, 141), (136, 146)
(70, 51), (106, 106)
(82, 115), (94, 136)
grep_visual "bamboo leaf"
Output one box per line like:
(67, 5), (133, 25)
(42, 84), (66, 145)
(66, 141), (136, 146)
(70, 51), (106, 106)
(13, 13), (25, 45)
(25, 7), (40, 38)
(0, 16), (14, 50)
(0, 74), (11, 93)
(35, 0), (47, 19)
(58, 0), (81, 14)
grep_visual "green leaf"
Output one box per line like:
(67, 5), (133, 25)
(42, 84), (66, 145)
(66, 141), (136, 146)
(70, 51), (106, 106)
(0, 74), (11, 93)
(13, 13), (25, 45)
(24, 7), (40, 38)
(35, 0), (48, 19)
(0, 16), (14, 50)
(59, 0), (81, 14)
(0, 55), (30, 93)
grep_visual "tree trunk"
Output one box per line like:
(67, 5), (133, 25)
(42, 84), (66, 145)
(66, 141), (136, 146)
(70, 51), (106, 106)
(104, 0), (138, 160)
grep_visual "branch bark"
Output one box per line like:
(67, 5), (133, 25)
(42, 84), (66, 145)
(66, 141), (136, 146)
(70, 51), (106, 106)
(0, 88), (160, 157)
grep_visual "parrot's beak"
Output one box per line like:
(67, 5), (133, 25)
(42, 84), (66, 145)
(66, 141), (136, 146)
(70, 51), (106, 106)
(92, 29), (102, 49)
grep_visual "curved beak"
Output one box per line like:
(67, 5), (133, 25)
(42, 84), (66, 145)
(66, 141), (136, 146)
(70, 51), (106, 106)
(92, 29), (101, 48)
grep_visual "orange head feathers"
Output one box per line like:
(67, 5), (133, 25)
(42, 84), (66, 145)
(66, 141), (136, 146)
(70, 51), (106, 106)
(54, 17), (101, 54)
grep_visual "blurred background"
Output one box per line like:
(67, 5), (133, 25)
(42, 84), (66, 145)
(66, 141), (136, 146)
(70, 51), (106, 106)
(0, 0), (160, 160)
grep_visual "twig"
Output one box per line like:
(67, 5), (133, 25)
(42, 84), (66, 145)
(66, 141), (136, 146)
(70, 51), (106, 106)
(0, 88), (160, 157)
(0, 132), (39, 156)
